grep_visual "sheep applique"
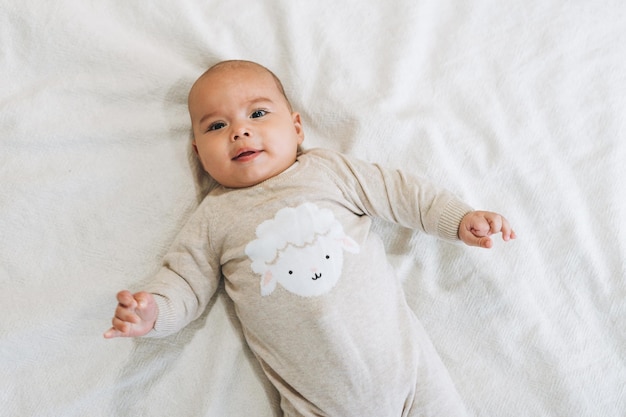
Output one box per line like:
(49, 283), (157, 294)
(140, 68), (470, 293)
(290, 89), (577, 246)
(245, 203), (360, 297)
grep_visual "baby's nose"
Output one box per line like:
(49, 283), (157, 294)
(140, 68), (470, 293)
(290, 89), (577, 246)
(232, 131), (250, 141)
(231, 123), (251, 141)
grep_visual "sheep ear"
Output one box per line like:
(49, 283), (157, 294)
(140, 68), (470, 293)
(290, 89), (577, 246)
(260, 270), (276, 296)
(339, 236), (360, 254)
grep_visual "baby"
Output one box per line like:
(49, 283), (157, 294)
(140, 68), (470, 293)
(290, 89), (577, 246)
(105, 60), (515, 416)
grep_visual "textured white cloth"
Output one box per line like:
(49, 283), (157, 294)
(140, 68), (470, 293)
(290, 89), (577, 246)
(1, 1), (625, 416)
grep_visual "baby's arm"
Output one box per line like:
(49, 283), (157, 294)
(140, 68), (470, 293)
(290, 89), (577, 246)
(458, 211), (516, 249)
(103, 290), (158, 338)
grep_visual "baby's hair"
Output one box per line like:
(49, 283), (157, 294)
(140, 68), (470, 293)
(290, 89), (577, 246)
(199, 60), (293, 112)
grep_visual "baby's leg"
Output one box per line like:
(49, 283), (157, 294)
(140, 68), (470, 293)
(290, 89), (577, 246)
(405, 321), (469, 417)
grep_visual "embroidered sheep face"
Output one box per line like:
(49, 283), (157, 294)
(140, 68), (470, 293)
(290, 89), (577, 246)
(245, 203), (360, 297)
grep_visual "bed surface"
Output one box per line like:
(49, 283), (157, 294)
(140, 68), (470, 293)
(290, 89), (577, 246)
(2, 1), (625, 416)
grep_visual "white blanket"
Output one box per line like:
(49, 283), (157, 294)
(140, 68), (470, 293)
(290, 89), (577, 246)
(2, 1), (625, 416)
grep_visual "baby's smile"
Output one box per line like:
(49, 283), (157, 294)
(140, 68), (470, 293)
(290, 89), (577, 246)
(232, 149), (262, 162)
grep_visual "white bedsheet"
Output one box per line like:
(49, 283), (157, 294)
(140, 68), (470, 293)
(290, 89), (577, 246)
(2, 1), (625, 416)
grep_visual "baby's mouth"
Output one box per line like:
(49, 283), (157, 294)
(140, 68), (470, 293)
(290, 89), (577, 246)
(232, 150), (260, 161)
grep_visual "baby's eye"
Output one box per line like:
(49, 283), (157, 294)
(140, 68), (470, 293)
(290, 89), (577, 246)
(250, 109), (267, 119)
(207, 121), (226, 132)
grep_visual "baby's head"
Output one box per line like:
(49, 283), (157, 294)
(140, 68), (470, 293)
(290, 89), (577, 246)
(188, 60), (304, 188)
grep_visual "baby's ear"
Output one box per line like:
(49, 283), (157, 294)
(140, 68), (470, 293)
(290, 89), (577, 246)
(260, 270), (277, 296)
(191, 139), (199, 156)
(292, 112), (305, 145)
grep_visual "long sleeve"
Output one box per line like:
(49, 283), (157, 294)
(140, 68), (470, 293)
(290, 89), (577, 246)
(145, 200), (221, 337)
(311, 149), (473, 241)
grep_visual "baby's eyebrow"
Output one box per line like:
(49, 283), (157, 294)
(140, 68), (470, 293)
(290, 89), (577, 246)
(198, 112), (218, 126)
(247, 97), (274, 107)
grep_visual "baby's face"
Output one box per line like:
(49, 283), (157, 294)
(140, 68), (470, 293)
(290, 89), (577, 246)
(189, 65), (304, 188)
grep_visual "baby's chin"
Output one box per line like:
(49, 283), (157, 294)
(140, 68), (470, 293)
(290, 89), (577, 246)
(214, 170), (279, 189)
(209, 154), (299, 188)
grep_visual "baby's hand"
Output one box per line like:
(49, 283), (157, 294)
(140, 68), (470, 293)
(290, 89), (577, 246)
(459, 211), (516, 249)
(103, 290), (158, 338)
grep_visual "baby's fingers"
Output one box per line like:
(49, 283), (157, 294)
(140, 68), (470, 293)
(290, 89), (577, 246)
(116, 290), (137, 309)
(104, 313), (142, 338)
(491, 214), (516, 241)
(500, 221), (515, 241)
(103, 317), (132, 339)
(460, 211), (516, 248)
(133, 292), (152, 312)
(470, 233), (493, 248)
(483, 212), (503, 235)
(104, 290), (157, 339)
(114, 305), (141, 324)
(103, 291), (139, 338)
(103, 326), (124, 339)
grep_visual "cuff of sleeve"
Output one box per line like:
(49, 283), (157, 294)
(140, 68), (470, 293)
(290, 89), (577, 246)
(145, 294), (179, 338)
(437, 199), (474, 241)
